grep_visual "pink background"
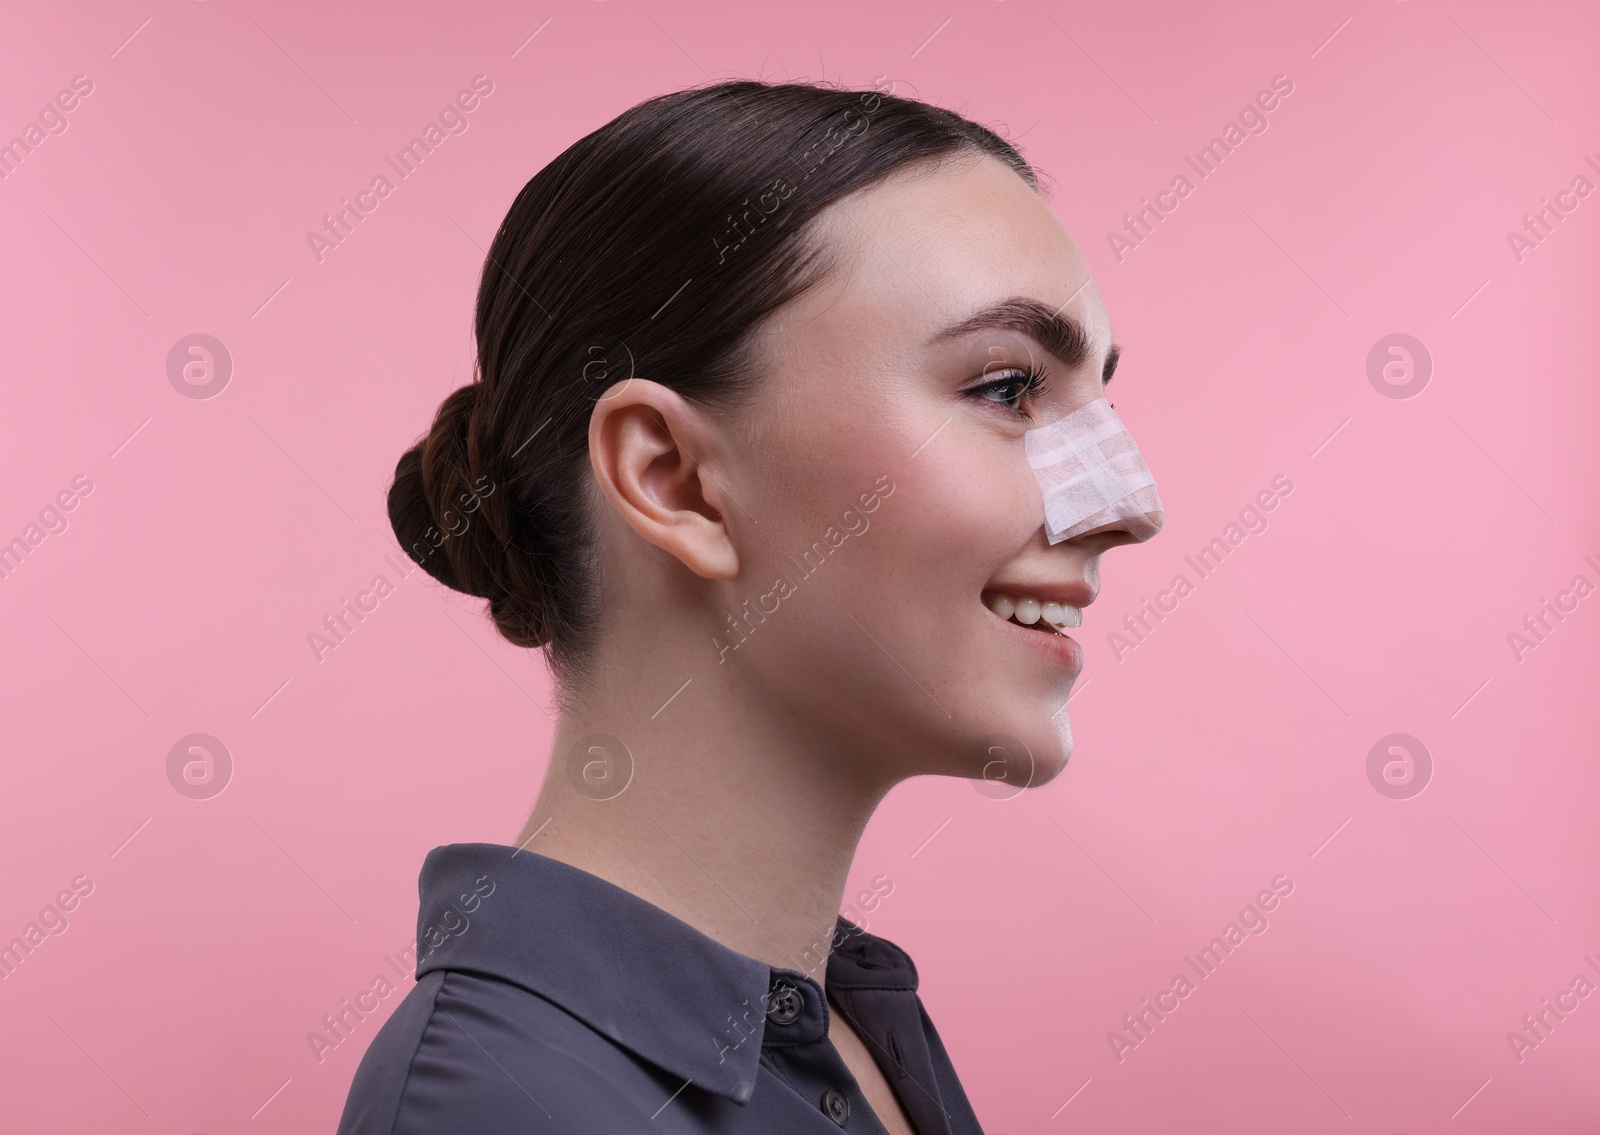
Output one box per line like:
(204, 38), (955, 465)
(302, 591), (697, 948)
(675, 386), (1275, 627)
(3, 0), (1597, 1131)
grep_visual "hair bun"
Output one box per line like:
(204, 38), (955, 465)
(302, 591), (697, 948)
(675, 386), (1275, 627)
(388, 383), (502, 599)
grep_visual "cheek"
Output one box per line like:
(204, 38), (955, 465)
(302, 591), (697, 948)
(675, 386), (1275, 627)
(739, 424), (1039, 631)
(730, 373), (1042, 658)
(905, 444), (1043, 575)
(816, 444), (1042, 669)
(727, 418), (1072, 776)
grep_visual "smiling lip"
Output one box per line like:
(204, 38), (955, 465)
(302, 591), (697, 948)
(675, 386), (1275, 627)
(982, 601), (1084, 671)
(982, 582), (1097, 609)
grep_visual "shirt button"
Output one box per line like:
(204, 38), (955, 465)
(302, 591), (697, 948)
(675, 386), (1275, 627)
(767, 984), (804, 1025)
(821, 1087), (850, 1125)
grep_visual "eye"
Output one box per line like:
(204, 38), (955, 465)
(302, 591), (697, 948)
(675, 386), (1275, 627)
(965, 364), (1053, 422)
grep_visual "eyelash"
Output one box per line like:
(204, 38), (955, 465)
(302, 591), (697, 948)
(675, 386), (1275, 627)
(967, 364), (1053, 421)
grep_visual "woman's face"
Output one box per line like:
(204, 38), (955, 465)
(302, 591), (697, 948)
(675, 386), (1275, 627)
(719, 153), (1148, 790)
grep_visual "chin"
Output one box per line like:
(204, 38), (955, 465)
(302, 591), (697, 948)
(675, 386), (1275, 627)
(1021, 731), (1072, 789)
(958, 712), (1073, 795)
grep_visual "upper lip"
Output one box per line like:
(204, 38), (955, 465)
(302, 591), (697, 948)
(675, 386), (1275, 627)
(981, 580), (1097, 609)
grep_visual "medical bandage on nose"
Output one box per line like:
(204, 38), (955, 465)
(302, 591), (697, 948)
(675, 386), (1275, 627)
(1024, 399), (1165, 544)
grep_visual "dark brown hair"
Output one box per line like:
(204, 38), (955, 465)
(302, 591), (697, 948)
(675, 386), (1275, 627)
(387, 78), (1036, 700)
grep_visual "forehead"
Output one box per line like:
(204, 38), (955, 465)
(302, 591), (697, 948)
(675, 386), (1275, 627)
(794, 154), (1113, 360)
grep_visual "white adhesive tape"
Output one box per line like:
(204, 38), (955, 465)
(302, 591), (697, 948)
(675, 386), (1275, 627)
(1024, 398), (1164, 544)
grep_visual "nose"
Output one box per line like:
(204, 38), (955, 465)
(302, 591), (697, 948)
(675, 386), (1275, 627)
(1061, 512), (1162, 552)
(1023, 398), (1164, 546)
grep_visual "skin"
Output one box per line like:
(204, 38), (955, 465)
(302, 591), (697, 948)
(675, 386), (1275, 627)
(516, 153), (1152, 1131)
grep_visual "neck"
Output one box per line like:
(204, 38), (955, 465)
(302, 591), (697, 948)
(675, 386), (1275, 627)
(515, 662), (895, 984)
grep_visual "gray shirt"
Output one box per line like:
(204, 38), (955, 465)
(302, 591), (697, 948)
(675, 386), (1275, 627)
(335, 843), (985, 1134)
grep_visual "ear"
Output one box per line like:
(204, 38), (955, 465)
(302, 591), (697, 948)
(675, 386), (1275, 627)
(587, 379), (740, 581)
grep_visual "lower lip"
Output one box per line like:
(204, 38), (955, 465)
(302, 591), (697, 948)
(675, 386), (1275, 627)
(984, 604), (1084, 671)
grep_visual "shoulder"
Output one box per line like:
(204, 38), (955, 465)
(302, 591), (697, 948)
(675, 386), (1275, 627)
(336, 969), (678, 1135)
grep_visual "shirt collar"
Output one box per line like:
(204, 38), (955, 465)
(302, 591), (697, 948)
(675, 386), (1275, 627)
(410, 843), (919, 1105)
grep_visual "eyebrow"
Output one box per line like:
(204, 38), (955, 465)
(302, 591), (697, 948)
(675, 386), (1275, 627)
(930, 296), (1121, 384)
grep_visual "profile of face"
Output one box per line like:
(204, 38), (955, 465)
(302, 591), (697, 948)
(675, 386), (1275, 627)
(597, 153), (1154, 794)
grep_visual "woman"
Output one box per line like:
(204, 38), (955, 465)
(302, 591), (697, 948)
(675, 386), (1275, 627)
(339, 78), (1160, 1134)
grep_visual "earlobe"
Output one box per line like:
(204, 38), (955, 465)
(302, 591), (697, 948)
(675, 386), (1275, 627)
(588, 380), (741, 582)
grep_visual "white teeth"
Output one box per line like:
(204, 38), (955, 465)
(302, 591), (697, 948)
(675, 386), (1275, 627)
(985, 591), (1083, 630)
